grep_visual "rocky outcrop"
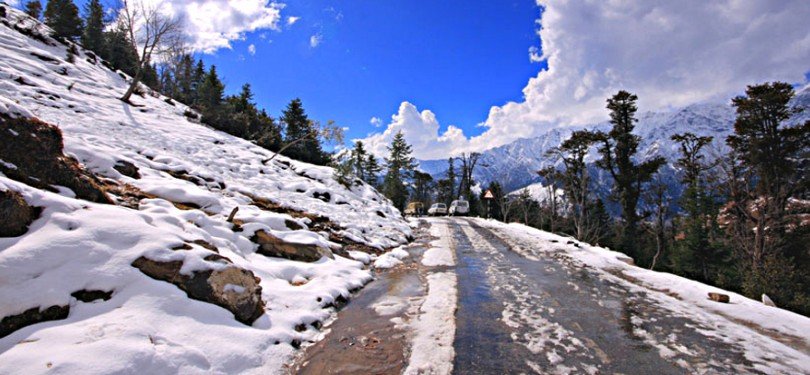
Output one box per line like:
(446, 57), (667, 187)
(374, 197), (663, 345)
(253, 230), (334, 262)
(0, 305), (70, 338)
(0, 115), (111, 204)
(132, 257), (265, 325)
(0, 189), (40, 237)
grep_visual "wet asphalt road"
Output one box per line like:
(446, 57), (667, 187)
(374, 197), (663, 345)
(448, 218), (761, 375)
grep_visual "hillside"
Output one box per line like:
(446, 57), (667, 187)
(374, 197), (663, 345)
(0, 6), (411, 373)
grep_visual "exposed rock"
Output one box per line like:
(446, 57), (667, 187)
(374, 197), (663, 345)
(131, 256), (264, 325)
(284, 219), (304, 231)
(312, 191), (331, 202)
(0, 305), (70, 338)
(708, 292), (730, 303)
(0, 115), (111, 204)
(253, 230), (334, 262)
(113, 160), (140, 179)
(71, 289), (113, 303)
(0, 189), (41, 237)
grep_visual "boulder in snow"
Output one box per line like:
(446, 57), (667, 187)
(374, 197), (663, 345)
(708, 292), (730, 303)
(0, 305), (69, 338)
(0, 189), (40, 237)
(253, 230), (334, 262)
(132, 257), (265, 325)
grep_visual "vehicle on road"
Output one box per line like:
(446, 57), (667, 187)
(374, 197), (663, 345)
(427, 203), (447, 216)
(449, 200), (469, 216)
(404, 202), (424, 216)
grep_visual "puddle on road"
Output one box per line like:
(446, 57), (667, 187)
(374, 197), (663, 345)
(291, 227), (428, 375)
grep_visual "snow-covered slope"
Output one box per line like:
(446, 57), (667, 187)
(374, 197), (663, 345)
(0, 6), (410, 373)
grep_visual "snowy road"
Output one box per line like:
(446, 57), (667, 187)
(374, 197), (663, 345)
(295, 217), (810, 374)
(445, 217), (810, 374)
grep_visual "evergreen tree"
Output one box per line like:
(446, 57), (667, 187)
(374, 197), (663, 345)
(24, 0), (42, 20)
(382, 131), (417, 211)
(669, 132), (722, 281)
(44, 0), (83, 40)
(350, 141), (369, 182)
(364, 154), (382, 187)
(196, 65), (225, 126)
(102, 24), (139, 76)
(81, 0), (104, 53)
(254, 109), (282, 152)
(591, 91), (666, 259)
(724, 82), (810, 312)
(280, 99), (327, 165)
(445, 157), (457, 203)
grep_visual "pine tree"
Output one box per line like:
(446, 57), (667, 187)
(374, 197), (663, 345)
(44, 0), (83, 40)
(724, 82), (810, 312)
(591, 91), (666, 260)
(669, 132), (722, 281)
(445, 157), (456, 202)
(81, 0), (104, 53)
(280, 99), (327, 165)
(254, 109), (282, 151)
(382, 131), (417, 212)
(350, 141), (369, 182)
(102, 24), (139, 76)
(196, 65), (225, 126)
(364, 154), (382, 187)
(24, 0), (43, 20)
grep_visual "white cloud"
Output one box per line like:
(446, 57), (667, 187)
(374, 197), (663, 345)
(247, 44), (256, 55)
(309, 33), (322, 48)
(130, 0), (285, 54)
(360, 102), (467, 160)
(364, 0), (810, 158)
(286, 16), (300, 26)
(370, 117), (382, 127)
(528, 46), (542, 63)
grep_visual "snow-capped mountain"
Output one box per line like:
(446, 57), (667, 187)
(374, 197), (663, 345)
(420, 86), (810, 195)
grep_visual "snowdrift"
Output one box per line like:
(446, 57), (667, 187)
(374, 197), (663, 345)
(0, 6), (410, 373)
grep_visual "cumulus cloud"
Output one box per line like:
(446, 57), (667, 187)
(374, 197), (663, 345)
(370, 117), (382, 127)
(309, 33), (322, 48)
(132, 0), (285, 54)
(364, 0), (810, 158)
(361, 102), (467, 160)
(247, 44), (256, 55)
(286, 16), (300, 26)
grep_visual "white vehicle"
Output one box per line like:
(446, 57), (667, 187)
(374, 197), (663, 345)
(449, 200), (469, 216)
(427, 203), (447, 216)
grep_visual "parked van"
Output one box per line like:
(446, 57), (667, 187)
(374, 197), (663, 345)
(449, 200), (469, 216)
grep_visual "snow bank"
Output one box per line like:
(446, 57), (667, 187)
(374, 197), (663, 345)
(373, 246), (409, 269)
(421, 218), (455, 266)
(403, 272), (458, 375)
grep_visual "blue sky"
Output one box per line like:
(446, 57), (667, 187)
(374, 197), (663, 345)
(201, 1), (543, 142)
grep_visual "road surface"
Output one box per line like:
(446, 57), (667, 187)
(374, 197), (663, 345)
(295, 217), (810, 374)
